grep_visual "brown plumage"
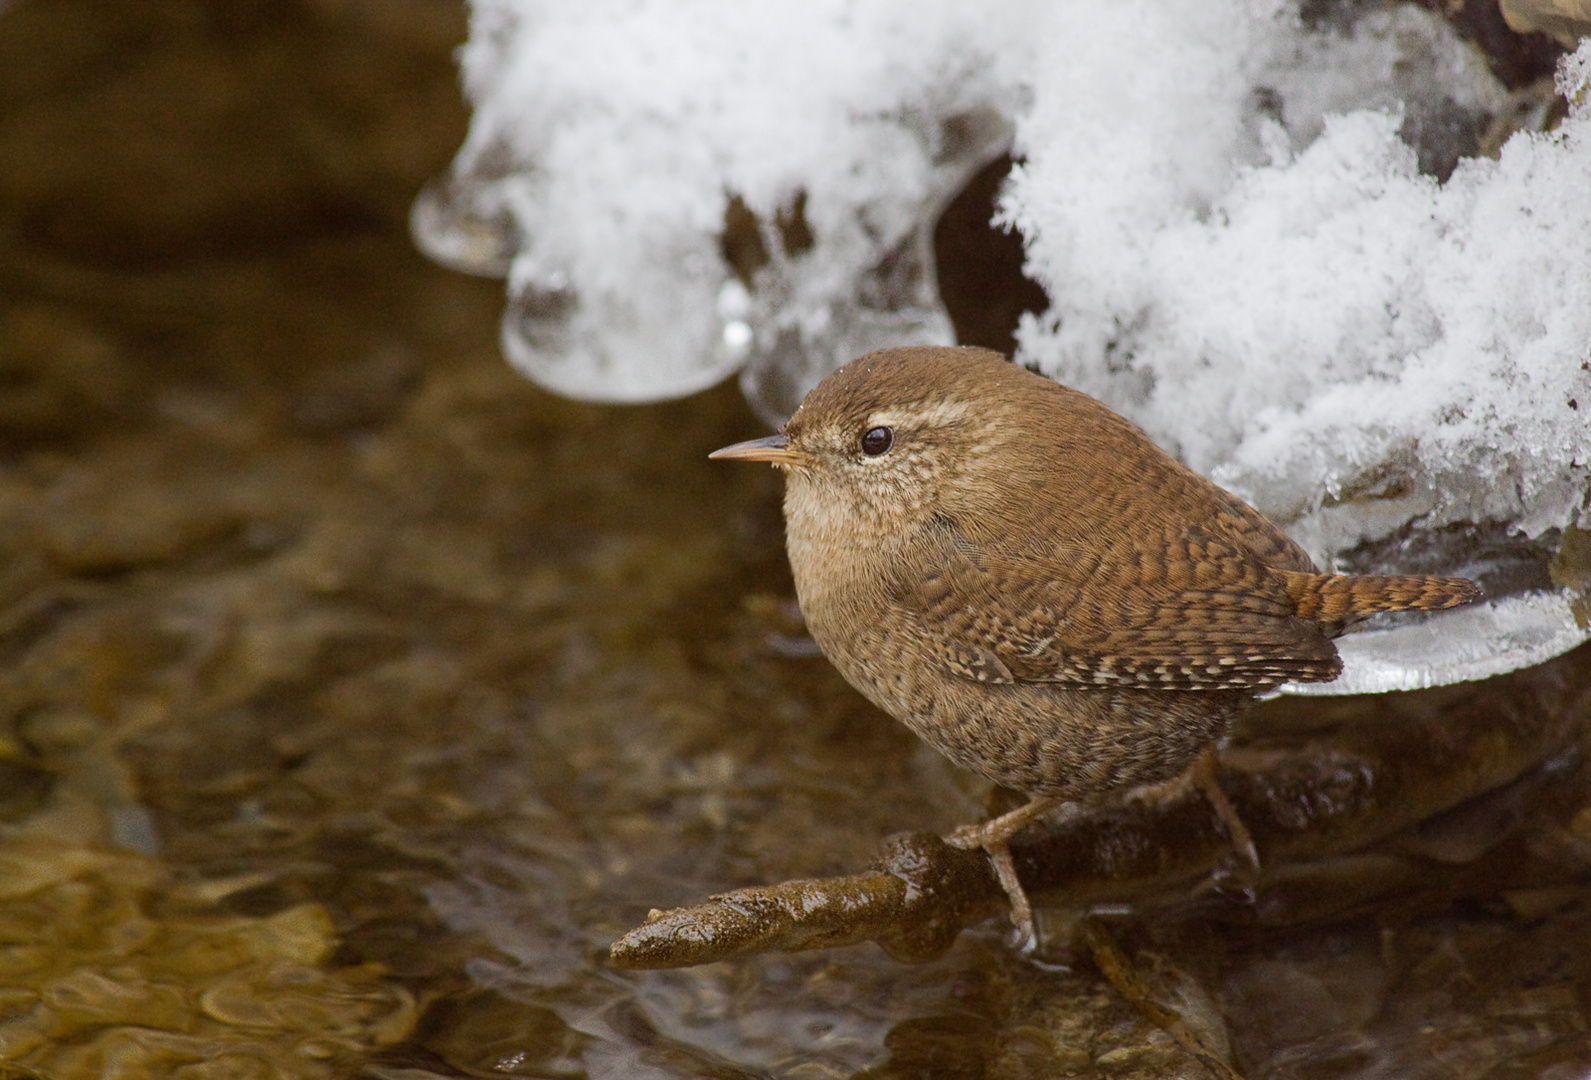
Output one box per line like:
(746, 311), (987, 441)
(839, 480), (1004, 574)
(711, 345), (1480, 942)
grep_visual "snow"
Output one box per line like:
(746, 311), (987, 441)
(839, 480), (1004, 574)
(1010, 23), (1591, 570)
(415, 5), (1591, 687)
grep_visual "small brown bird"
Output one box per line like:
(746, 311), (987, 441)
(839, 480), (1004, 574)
(711, 346), (1480, 944)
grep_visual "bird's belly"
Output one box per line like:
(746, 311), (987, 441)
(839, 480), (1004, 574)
(794, 561), (1246, 800)
(818, 624), (1242, 799)
(899, 678), (1244, 799)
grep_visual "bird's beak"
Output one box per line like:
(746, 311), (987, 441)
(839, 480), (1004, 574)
(708, 433), (804, 466)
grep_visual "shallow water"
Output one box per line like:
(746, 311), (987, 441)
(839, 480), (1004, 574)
(2, 2), (1589, 1078)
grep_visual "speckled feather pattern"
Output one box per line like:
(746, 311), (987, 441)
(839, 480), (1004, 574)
(776, 347), (1480, 799)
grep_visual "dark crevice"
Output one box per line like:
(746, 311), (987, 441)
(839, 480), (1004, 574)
(720, 193), (768, 287)
(932, 154), (1049, 359)
(1301, 0), (1563, 89)
(720, 189), (815, 290)
(1407, 0), (1566, 90)
(775, 189), (815, 257)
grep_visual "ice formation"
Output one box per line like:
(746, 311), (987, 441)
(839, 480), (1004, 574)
(415, 5), (1591, 689)
(416, 1), (1035, 404)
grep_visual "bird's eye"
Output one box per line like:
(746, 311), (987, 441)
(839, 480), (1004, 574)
(861, 426), (893, 456)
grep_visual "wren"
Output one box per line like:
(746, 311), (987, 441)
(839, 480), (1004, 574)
(711, 345), (1481, 944)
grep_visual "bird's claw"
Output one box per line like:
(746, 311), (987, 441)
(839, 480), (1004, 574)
(944, 794), (1068, 946)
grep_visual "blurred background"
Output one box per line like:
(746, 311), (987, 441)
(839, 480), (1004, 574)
(1, 2), (1590, 1078)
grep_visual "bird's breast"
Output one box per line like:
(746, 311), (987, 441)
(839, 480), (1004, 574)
(783, 479), (912, 668)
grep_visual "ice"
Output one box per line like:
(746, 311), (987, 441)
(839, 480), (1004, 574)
(1281, 590), (1589, 695)
(414, 0), (1033, 406)
(417, 5), (1591, 687)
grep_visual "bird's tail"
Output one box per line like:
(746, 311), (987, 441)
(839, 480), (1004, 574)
(1281, 570), (1482, 625)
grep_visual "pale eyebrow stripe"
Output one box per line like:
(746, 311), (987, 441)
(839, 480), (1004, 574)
(866, 400), (973, 430)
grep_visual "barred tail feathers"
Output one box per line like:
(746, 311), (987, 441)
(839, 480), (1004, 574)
(1281, 571), (1482, 623)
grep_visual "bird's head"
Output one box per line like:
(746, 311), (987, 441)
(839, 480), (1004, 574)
(710, 346), (1030, 543)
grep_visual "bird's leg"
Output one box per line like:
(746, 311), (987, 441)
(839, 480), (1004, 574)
(944, 794), (1064, 947)
(1189, 746), (1259, 872)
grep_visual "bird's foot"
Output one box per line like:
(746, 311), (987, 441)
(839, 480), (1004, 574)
(1133, 748), (1260, 876)
(1188, 747), (1260, 874)
(944, 794), (1064, 948)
